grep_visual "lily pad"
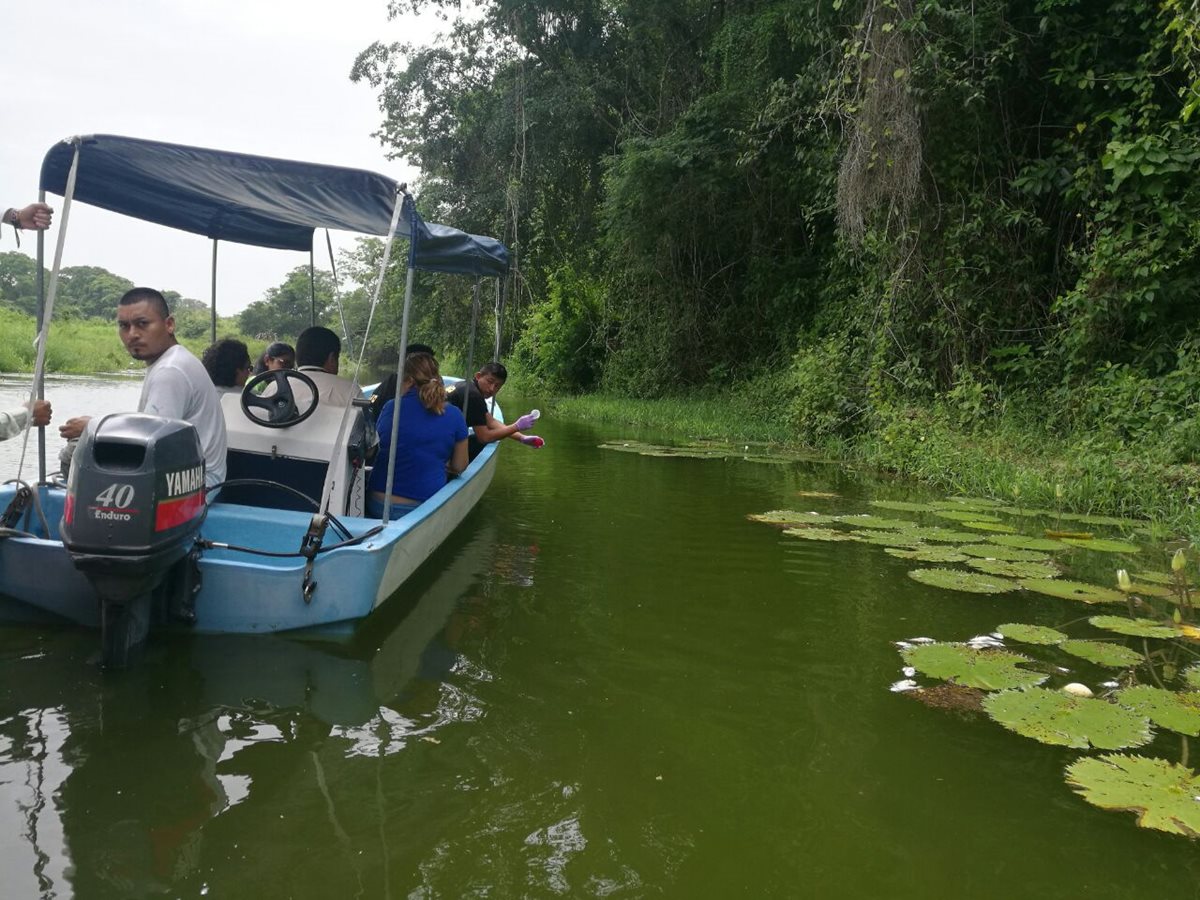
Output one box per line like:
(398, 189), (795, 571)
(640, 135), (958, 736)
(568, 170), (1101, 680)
(834, 514), (915, 530)
(901, 643), (1047, 690)
(961, 544), (1052, 563)
(1019, 578), (1125, 605)
(983, 688), (1153, 750)
(1060, 640), (1144, 668)
(1132, 571), (1179, 586)
(1088, 616), (1178, 639)
(937, 497), (1007, 509)
(851, 530), (925, 547)
(1124, 581), (1177, 599)
(869, 500), (941, 513)
(987, 534), (1067, 552)
(1060, 538), (1141, 554)
(748, 510), (840, 527)
(966, 558), (1061, 580)
(1066, 754), (1200, 837)
(996, 622), (1068, 646)
(962, 521), (1019, 534)
(781, 527), (860, 542)
(907, 568), (1017, 594)
(796, 490), (840, 499)
(1059, 512), (1145, 528)
(1115, 686), (1200, 736)
(885, 547), (970, 564)
(1184, 664), (1200, 691)
(934, 510), (1002, 523)
(896, 525), (987, 544)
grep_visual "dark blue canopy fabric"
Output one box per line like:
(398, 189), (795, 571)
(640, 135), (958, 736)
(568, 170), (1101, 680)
(40, 134), (509, 277)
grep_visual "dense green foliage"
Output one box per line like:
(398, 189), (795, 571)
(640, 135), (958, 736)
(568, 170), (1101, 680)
(351, 0), (1200, 475)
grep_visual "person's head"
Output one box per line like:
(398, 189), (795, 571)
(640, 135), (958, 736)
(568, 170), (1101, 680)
(296, 327), (341, 373)
(202, 338), (253, 388)
(259, 341), (295, 373)
(404, 352), (446, 413)
(405, 342), (434, 358)
(474, 361), (508, 399)
(117, 288), (176, 364)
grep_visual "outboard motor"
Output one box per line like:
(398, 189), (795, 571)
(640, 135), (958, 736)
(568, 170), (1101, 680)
(60, 414), (207, 667)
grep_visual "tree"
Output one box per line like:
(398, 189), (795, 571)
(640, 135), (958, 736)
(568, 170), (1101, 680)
(238, 266), (335, 341)
(0, 252), (41, 316)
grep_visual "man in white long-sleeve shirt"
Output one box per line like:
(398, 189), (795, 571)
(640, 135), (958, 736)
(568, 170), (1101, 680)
(59, 288), (227, 489)
(0, 400), (52, 441)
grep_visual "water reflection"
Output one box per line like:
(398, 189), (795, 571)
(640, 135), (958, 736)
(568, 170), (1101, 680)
(0, 518), (526, 897)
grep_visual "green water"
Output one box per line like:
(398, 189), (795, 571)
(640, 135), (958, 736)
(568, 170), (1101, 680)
(2, 399), (1200, 897)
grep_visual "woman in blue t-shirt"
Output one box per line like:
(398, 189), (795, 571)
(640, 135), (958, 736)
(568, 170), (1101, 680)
(367, 352), (468, 518)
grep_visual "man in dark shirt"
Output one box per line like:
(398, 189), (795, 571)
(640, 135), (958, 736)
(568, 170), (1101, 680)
(445, 362), (544, 460)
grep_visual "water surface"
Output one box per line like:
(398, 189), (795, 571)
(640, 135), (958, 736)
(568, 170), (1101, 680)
(1, 377), (1198, 897)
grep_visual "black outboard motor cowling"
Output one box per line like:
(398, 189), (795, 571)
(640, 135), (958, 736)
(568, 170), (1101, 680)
(61, 413), (207, 667)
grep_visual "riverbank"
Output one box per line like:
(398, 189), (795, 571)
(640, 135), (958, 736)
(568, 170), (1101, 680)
(542, 389), (1200, 541)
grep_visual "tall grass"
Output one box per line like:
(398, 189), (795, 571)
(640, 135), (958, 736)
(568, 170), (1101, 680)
(0, 309), (263, 375)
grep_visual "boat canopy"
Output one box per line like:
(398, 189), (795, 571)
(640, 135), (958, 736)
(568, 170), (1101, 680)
(39, 134), (509, 277)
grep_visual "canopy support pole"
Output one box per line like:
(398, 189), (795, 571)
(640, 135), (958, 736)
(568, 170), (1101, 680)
(465, 278), (481, 381)
(382, 193), (419, 523)
(326, 230), (353, 361)
(210, 240), (218, 343)
(35, 197), (46, 483)
(493, 278), (505, 363)
(309, 248), (316, 327)
(21, 139), (81, 485)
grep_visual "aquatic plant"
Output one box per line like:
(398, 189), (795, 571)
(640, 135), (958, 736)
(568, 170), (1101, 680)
(995, 623), (1068, 646)
(852, 530), (925, 548)
(781, 527), (860, 542)
(885, 547), (971, 564)
(747, 510), (840, 527)
(961, 521), (1018, 534)
(1059, 640), (1144, 668)
(834, 514), (916, 530)
(869, 500), (942, 513)
(1066, 755), (1200, 838)
(934, 510), (1002, 523)
(982, 688), (1153, 750)
(966, 558), (1060, 580)
(1019, 579), (1125, 604)
(1114, 686), (1200, 737)
(907, 568), (1016, 594)
(1060, 538), (1141, 554)
(987, 534), (1066, 552)
(901, 643), (1047, 690)
(1087, 616), (1178, 639)
(961, 544), (1052, 563)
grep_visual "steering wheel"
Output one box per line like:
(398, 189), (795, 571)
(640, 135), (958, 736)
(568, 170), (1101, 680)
(241, 369), (320, 429)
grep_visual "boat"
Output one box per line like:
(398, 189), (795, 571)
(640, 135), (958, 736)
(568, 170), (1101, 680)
(0, 134), (511, 665)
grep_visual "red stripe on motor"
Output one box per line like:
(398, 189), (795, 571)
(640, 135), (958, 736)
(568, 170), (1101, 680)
(155, 490), (205, 531)
(64, 494), (74, 524)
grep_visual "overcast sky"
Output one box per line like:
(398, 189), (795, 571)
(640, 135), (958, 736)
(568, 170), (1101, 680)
(5, 0), (439, 313)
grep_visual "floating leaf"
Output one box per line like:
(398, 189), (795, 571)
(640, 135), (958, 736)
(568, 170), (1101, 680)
(998, 507), (1058, 518)
(962, 544), (1051, 563)
(834, 514), (915, 530)
(1059, 513), (1145, 528)
(869, 500), (941, 513)
(1045, 530), (1094, 540)
(1019, 578), (1125, 605)
(748, 510), (840, 527)
(907, 568), (1017, 594)
(966, 558), (1060, 580)
(781, 527), (860, 542)
(1060, 640), (1144, 668)
(1115, 686), (1200, 736)
(896, 525), (986, 544)
(1132, 571), (1179, 586)
(1088, 616), (1178, 639)
(1061, 538), (1141, 554)
(1066, 754), (1200, 837)
(796, 490), (840, 498)
(901, 643), (1046, 690)
(851, 529), (925, 547)
(987, 534), (1067, 552)
(962, 520), (1019, 534)
(1126, 582), (1176, 599)
(935, 510), (1001, 523)
(885, 546), (970, 563)
(983, 688), (1153, 749)
(996, 622), (1068, 646)
(1184, 664), (1200, 691)
(939, 497), (1007, 509)
(905, 682), (985, 715)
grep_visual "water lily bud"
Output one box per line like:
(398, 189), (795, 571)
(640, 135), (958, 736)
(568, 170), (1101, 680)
(1175, 608), (1183, 624)
(1012, 484), (1021, 498)
(1173, 549), (1187, 573)
(1055, 483), (1064, 501)
(1116, 569), (1132, 593)
(1062, 683), (1094, 698)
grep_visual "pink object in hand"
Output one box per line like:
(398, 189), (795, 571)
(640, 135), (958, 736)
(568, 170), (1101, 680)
(520, 435), (545, 448)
